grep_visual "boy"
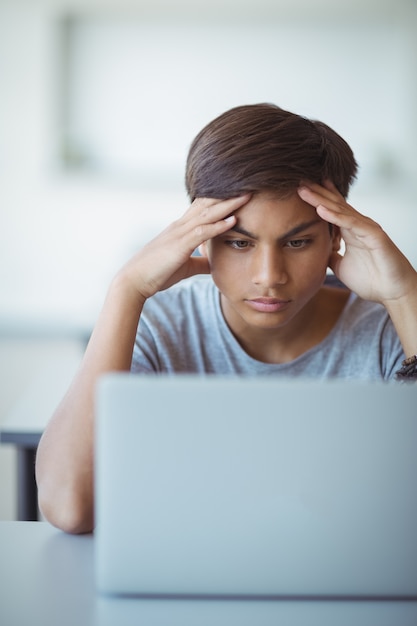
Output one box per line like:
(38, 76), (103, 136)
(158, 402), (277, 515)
(36, 103), (417, 534)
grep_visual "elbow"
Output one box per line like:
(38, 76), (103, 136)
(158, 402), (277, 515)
(38, 491), (94, 535)
(35, 437), (95, 534)
(37, 479), (94, 535)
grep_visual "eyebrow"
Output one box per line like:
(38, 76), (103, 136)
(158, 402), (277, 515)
(229, 219), (323, 241)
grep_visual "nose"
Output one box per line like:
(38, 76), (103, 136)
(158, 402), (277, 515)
(251, 246), (288, 288)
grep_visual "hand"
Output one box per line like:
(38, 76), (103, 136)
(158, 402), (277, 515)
(297, 181), (416, 306)
(117, 195), (250, 301)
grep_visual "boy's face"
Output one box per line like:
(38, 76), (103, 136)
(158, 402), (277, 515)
(199, 191), (340, 337)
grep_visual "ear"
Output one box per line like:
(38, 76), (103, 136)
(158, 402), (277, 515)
(331, 225), (342, 252)
(198, 242), (208, 257)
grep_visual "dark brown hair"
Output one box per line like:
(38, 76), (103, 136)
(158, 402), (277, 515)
(185, 103), (357, 200)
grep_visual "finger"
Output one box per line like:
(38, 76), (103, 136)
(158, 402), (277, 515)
(315, 203), (353, 225)
(191, 213), (237, 243)
(298, 185), (375, 242)
(322, 179), (344, 198)
(298, 185), (346, 230)
(298, 183), (343, 208)
(178, 195), (249, 247)
(298, 180), (337, 197)
(315, 202), (374, 233)
(298, 184), (363, 224)
(192, 194), (251, 223)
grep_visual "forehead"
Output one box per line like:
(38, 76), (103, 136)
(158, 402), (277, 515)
(232, 191), (323, 235)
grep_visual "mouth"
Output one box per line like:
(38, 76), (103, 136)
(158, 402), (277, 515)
(245, 297), (291, 313)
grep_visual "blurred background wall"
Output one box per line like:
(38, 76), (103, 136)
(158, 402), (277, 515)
(1, 0), (416, 519)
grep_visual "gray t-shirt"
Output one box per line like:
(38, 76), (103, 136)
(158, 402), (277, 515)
(132, 275), (404, 380)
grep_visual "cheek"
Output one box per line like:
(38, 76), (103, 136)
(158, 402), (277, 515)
(307, 248), (333, 276)
(204, 241), (225, 271)
(309, 237), (334, 267)
(207, 246), (246, 287)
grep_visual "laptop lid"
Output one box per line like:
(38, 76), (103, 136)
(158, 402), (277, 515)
(95, 374), (417, 598)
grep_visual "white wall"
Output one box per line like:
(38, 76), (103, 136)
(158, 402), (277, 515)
(1, 0), (416, 330)
(1, 0), (416, 519)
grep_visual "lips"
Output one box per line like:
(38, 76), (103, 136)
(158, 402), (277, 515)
(246, 297), (291, 313)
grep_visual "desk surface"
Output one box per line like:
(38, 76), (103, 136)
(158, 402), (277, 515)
(1, 522), (417, 626)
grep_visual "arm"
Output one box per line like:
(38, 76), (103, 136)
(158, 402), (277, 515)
(298, 182), (417, 360)
(35, 196), (248, 534)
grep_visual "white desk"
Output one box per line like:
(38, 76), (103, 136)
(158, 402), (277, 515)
(1, 522), (417, 626)
(0, 356), (81, 520)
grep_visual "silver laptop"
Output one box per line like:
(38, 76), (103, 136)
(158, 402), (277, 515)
(95, 374), (417, 598)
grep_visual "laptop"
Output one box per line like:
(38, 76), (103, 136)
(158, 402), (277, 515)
(94, 374), (417, 598)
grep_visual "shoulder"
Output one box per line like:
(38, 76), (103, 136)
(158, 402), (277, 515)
(321, 275), (393, 325)
(133, 276), (225, 373)
(145, 275), (216, 308)
(334, 290), (402, 350)
(342, 291), (391, 321)
(318, 284), (400, 346)
(141, 276), (218, 327)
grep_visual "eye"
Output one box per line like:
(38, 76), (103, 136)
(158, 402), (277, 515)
(285, 238), (312, 249)
(225, 239), (251, 250)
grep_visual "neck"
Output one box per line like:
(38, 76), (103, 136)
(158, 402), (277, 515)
(220, 286), (350, 364)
